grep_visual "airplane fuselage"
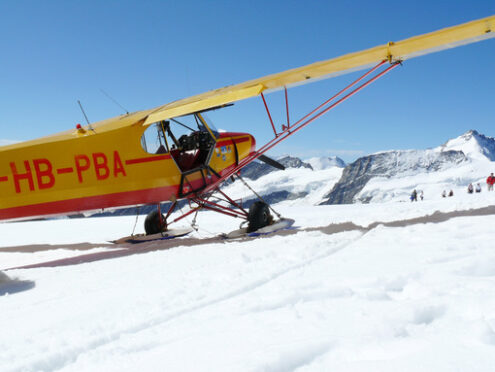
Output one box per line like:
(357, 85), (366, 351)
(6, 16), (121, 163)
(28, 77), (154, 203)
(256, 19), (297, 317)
(0, 115), (255, 221)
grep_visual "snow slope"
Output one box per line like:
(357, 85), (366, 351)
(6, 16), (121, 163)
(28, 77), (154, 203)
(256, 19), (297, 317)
(359, 157), (492, 203)
(2, 195), (495, 371)
(325, 130), (495, 204)
(221, 166), (343, 206)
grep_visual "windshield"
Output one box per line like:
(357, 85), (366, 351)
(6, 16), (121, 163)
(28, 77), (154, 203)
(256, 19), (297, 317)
(199, 113), (219, 138)
(140, 112), (219, 156)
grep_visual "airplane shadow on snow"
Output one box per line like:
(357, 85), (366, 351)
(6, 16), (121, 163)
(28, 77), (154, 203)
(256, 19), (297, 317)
(0, 271), (35, 295)
(3, 205), (495, 271)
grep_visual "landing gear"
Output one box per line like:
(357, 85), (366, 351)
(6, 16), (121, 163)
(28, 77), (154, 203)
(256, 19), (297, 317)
(141, 181), (278, 237)
(247, 201), (272, 233)
(144, 210), (167, 235)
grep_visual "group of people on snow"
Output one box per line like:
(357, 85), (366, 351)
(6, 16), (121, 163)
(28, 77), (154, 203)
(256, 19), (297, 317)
(410, 189), (424, 202)
(467, 173), (495, 194)
(467, 182), (482, 194)
(413, 173), (494, 201)
(441, 190), (454, 198)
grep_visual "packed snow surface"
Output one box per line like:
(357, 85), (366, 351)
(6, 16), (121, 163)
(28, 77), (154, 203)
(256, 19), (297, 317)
(2, 193), (495, 371)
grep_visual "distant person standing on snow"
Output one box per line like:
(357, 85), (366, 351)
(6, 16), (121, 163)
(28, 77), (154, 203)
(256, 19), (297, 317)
(420, 191), (424, 201)
(442, 190), (447, 198)
(448, 190), (454, 197)
(475, 183), (482, 193)
(410, 189), (418, 202)
(487, 173), (495, 191)
(467, 183), (474, 194)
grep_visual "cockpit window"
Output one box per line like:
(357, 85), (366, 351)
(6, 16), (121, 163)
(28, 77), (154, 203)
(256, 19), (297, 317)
(141, 113), (217, 172)
(141, 123), (167, 154)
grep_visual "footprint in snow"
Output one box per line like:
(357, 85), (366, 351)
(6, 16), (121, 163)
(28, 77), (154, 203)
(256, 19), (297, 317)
(411, 304), (446, 326)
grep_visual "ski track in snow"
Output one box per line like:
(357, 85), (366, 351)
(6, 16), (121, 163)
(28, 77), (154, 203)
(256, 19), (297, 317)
(5, 231), (364, 372)
(2, 200), (495, 371)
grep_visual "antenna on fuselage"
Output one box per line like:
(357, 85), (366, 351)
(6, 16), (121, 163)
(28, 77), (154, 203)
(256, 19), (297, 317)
(100, 89), (129, 115)
(77, 100), (95, 132)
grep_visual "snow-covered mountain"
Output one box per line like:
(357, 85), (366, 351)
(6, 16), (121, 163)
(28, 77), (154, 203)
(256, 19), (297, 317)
(221, 155), (343, 208)
(321, 130), (495, 204)
(320, 149), (468, 204)
(223, 130), (495, 207)
(439, 129), (495, 161)
(307, 155), (346, 170)
(241, 155), (313, 180)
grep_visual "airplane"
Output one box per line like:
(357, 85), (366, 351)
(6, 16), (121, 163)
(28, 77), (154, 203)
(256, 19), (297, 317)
(0, 15), (494, 238)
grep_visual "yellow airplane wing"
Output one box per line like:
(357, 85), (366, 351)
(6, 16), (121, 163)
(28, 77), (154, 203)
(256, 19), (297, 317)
(143, 14), (495, 126)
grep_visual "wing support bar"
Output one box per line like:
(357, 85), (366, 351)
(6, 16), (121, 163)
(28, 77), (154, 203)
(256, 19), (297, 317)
(261, 91), (278, 137)
(257, 60), (400, 155)
(205, 59), (400, 191)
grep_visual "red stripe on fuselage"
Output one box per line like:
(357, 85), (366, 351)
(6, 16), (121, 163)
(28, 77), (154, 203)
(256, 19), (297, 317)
(0, 185), (178, 221)
(125, 154), (171, 165)
(0, 174), (216, 221)
(216, 137), (250, 147)
(0, 176), (8, 182)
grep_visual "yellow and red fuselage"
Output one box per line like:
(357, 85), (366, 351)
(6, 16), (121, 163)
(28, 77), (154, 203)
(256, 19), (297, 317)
(0, 111), (255, 221)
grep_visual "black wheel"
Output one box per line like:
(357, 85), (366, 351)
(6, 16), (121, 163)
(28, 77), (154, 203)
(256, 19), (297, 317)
(144, 210), (167, 235)
(247, 201), (272, 233)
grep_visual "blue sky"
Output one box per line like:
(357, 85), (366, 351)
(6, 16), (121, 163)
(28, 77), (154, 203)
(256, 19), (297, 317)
(1, 0), (494, 162)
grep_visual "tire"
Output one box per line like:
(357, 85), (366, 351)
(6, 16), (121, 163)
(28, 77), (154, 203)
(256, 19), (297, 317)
(144, 210), (167, 235)
(247, 201), (272, 233)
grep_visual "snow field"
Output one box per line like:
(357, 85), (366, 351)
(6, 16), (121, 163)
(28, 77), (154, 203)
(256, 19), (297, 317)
(1, 206), (495, 371)
(0, 215), (138, 248)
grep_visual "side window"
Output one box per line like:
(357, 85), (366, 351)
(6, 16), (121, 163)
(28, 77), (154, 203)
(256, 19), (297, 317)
(141, 123), (167, 154)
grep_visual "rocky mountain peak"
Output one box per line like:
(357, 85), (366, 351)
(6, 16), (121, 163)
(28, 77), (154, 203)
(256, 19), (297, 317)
(240, 155), (313, 180)
(439, 130), (495, 161)
(277, 156), (313, 170)
(320, 148), (467, 205)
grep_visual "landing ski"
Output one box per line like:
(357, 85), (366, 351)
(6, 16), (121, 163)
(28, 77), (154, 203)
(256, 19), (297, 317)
(223, 218), (296, 239)
(115, 227), (194, 244)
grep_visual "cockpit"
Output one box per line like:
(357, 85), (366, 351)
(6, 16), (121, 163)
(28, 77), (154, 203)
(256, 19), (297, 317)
(141, 113), (218, 172)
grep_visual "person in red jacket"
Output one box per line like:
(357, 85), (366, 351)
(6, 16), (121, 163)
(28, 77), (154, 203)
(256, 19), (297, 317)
(487, 173), (495, 191)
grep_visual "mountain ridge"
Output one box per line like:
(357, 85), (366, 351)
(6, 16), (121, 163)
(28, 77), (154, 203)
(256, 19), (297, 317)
(320, 130), (495, 205)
